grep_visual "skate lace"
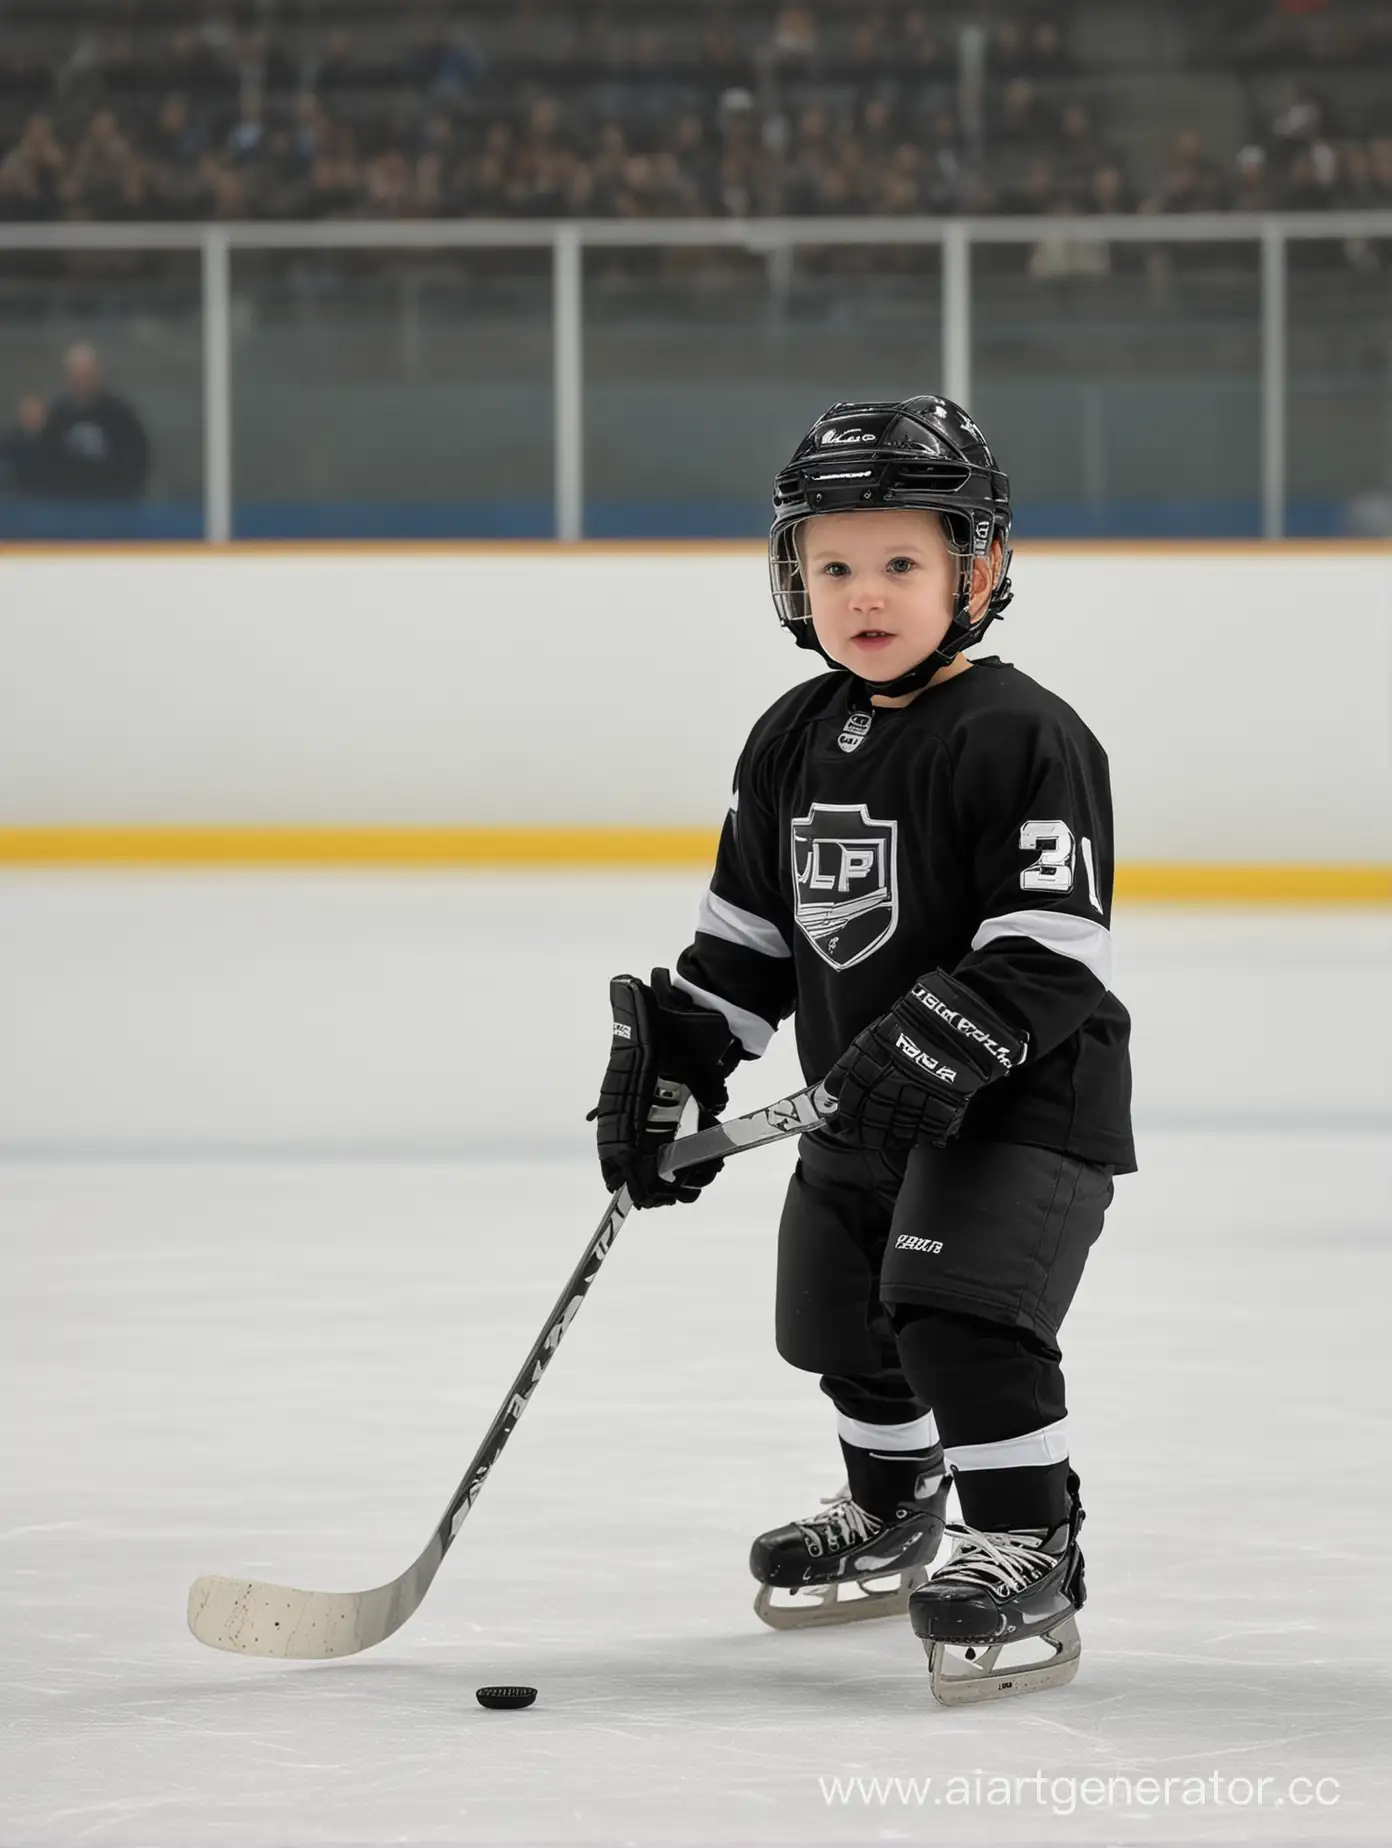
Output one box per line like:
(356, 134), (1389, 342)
(791, 1483), (883, 1552)
(935, 1524), (1049, 1596)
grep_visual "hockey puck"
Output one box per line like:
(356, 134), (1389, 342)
(475, 1685), (537, 1711)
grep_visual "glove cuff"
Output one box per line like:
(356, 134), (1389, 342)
(904, 970), (1029, 1082)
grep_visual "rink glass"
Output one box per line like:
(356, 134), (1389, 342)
(1287, 237), (1392, 538)
(229, 247), (554, 539)
(970, 239), (1263, 539)
(0, 250), (202, 540)
(581, 242), (944, 538)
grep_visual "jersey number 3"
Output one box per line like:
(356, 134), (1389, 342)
(1019, 819), (1103, 914)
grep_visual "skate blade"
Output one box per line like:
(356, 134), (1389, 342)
(927, 1614), (1081, 1705)
(754, 1567), (927, 1631)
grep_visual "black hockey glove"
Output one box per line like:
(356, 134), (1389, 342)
(591, 969), (742, 1208)
(825, 969), (1029, 1150)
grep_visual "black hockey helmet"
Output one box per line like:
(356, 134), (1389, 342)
(769, 395), (1013, 697)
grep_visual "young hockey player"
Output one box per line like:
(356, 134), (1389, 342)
(591, 396), (1134, 1704)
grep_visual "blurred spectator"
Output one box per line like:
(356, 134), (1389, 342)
(12, 346), (150, 501)
(0, 115), (67, 219)
(1028, 18), (1074, 76)
(1268, 81), (1325, 149)
(1087, 161), (1135, 214)
(149, 94), (205, 169)
(1370, 137), (1392, 204)
(226, 100), (268, 164)
(1055, 103), (1113, 201)
(771, 5), (821, 69)
(1231, 143), (1277, 209)
(61, 110), (149, 218)
(990, 19), (1029, 76)
(0, 395), (48, 494)
(1280, 137), (1343, 208)
(1147, 130), (1228, 212)
(991, 79), (1050, 157)
(0, 1), (1388, 226)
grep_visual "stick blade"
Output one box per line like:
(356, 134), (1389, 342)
(187, 1573), (400, 1660)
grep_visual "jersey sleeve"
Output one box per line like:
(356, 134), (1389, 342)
(947, 709), (1117, 1063)
(672, 740), (797, 1058)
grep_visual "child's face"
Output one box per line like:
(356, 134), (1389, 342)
(800, 509), (964, 681)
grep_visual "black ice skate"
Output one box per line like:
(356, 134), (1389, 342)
(909, 1474), (1086, 1705)
(751, 1451), (949, 1631)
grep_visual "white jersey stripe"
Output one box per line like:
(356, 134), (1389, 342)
(945, 1418), (1070, 1473)
(970, 908), (1112, 987)
(837, 1409), (940, 1454)
(669, 971), (775, 1056)
(697, 887), (793, 960)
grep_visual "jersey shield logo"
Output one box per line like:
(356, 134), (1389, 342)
(791, 804), (899, 970)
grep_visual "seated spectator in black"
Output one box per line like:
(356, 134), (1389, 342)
(288, 93), (332, 171)
(1087, 161), (1134, 214)
(306, 126), (362, 218)
(1337, 142), (1376, 209)
(226, 99), (267, 164)
(0, 115), (66, 219)
(1000, 152), (1061, 215)
(419, 112), (455, 167)
(1055, 102), (1112, 195)
(210, 165), (252, 219)
(698, 10), (741, 80)
(903, 15), (948, 74)
(1268, 81), (1324, 151)
(846, 13), (889, 76)
(363, 147), (417, 217)
(990, 19), (1028, 75)
(1279, 139), (1341, 209)
(771, 5), (822, 72)
(156, 148), (223, 220)
(24, 345), (150, 501)
(782, 104), (838, 215)
(1231, 143), (1277, 210)
(60, 110), (149, 219)
(165, 29), (232, 98)
(1147, 129), (1228, 211)
(1029, 18), (1074, 75)
(991, 78), (1048, 155)
(1368, 136), (1392, 205)
(316, 32), (359, 93)
(0, 394), (46, 493)
(586, 121), (631, 216)
(149, 94), (205, 170)
(253, 127), (316, 218)
(667, 112), (719, 212)
(411, 19), (481, 101)
(246, 28), (299, 96)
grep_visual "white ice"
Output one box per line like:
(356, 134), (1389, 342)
(1, 874), (1389, 1846)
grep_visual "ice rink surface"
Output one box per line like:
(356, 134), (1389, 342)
(2, 874), (1389, 1847)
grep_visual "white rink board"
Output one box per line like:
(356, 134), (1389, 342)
(1, 545), (1389, 859)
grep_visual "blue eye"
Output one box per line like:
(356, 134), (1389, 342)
(822, 561), (849, 577)
(887, 556), (915, 574)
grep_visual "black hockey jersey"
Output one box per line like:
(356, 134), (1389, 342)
(674, 659), (1136, 1173)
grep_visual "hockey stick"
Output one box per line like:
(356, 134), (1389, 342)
(187, 1080), (834, 1660)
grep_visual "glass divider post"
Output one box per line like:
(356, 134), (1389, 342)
(942, 222), (971, 406)
(201, 227), (232, 544)
(553, 226), (583, 542)
(1261, 222), (1287, 541)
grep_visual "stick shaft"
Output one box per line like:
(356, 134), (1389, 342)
(435, 1081), (832, 1559)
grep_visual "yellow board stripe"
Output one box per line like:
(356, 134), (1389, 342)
(0, 828), (1386, 903)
